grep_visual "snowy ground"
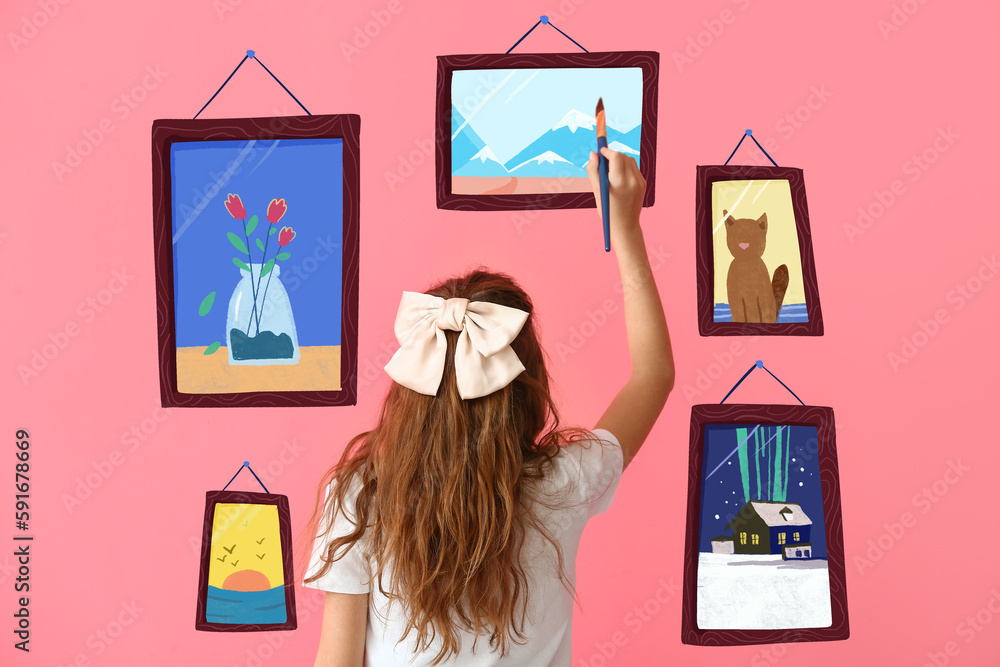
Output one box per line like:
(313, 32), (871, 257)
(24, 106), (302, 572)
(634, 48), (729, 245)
(697, 553), (832, 630)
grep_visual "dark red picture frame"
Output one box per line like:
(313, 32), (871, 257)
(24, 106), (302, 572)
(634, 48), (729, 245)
(696, 165), (824, 336)
(195, 490), (297, 632)
(151, 114), (359, 407)
(435, 51), (659, 211)
(682, 404), (849, 646)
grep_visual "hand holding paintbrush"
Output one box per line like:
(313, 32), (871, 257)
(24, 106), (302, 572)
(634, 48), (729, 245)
(587, 104), (646, 252)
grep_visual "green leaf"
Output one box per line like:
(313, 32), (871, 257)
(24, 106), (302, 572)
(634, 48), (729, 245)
(198, 291), (216, 316)
(245, 214), (258, 235)
(203, 341), (221, 355)
(232, 257), (250, 272)
(256, 238), (266, 252)
(227, 232), (248, 255)
(268, 226), (278, 236)
(276, 252), (290, 261)
(260, 258), (276, 278)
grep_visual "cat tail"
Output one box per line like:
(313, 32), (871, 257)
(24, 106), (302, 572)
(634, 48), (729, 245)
(772, 265), (789, 313)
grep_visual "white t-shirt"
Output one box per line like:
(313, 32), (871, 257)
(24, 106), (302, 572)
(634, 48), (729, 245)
(304, 429), (623, 666)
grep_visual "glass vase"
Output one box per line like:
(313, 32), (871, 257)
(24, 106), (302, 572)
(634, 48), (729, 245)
(226, 263), (300, 365)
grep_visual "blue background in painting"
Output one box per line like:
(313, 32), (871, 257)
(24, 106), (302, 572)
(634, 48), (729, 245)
(170, 138), (343, 347)
(698, 424), (827, 558)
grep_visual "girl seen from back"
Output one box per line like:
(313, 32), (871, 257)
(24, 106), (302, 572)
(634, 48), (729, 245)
(304, 147), (674, 666)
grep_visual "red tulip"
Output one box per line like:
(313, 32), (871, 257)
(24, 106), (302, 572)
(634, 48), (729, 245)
(278, 226), (296, 246)
(267, 198), (287, 224)
(224, 194), (246, 219)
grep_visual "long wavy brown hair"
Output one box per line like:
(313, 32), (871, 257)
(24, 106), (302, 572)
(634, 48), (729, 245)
(301, 268), (587, 663)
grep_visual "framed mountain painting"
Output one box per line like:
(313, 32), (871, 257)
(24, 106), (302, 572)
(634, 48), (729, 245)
(152, 114), (360, 408)
(435, 51), (659, 210)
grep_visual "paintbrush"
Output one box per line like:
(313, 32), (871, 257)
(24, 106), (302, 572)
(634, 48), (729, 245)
(595, 97), (610, 252)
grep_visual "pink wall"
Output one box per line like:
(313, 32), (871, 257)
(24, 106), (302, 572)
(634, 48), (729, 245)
(2, 0), (997, 664)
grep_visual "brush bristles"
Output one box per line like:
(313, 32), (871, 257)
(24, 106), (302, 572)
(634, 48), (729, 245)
(595, 98), (606, 138)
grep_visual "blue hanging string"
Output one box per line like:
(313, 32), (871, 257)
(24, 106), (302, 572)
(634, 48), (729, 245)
(506, 16), (588, 54)
(720, 360), (805, 406)
(194, 55), (249, 119)
(193, 50), (311, 120)
(724, 129), (778, 167)
(221, 461), (271, 494)
(254, 55), (311, 115)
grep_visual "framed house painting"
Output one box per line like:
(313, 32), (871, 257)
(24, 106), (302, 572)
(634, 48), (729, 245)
(681, 403), (849, 645)
(196, 489), (297, 632)
(152, 114), (360, 407)
(696, 165), (824, 336)
(436, 51), (659, 210)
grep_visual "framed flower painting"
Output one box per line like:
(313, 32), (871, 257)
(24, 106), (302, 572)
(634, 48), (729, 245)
(151, 114), (360, 407)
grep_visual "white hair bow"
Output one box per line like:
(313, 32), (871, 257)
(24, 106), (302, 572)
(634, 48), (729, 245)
(383, 291), (529, 399)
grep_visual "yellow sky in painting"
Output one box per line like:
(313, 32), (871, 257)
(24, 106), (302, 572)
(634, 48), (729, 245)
(711, 179), (806, 306)
(208, 503), (284, 589)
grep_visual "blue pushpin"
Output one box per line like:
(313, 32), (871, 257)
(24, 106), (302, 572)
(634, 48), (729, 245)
(745, 129), (753, 136)
(755, 360), (763, 368)
(243, 461), (250, 467)
(246, 50), (255, 59)
(540, 15), (549, 24)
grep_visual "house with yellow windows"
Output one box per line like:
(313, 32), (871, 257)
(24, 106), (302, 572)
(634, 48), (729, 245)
(723, 501), (814, 560)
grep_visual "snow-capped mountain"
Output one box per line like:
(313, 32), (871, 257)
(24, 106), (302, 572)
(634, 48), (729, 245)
(454, 145), (510, 177)
(551, 109), (597, 133)
(503, 111), (641, 176)
(451, 104), (487, 166)
(608, 140), (640, 156)
(451, 106), (641, 178)
(509, 151), (586, 177)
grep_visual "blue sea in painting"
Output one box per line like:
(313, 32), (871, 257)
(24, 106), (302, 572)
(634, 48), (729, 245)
(713, 303), (808, 323)
(206, 585), (287, 624)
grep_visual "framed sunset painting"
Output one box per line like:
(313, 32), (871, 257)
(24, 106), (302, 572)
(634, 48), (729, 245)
(196, 490), (297, 632)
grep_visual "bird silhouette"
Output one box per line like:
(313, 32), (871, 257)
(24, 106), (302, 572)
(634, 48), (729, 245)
(223, 544), (236, 554)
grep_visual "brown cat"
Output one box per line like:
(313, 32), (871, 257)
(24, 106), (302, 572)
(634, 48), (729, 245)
(723, 210), (789, 323)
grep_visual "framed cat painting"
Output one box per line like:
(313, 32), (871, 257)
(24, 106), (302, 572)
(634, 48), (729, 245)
(696, 165), (824, 336)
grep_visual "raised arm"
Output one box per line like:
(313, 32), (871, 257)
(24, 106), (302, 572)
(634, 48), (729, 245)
(587, 148), (675, 470)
